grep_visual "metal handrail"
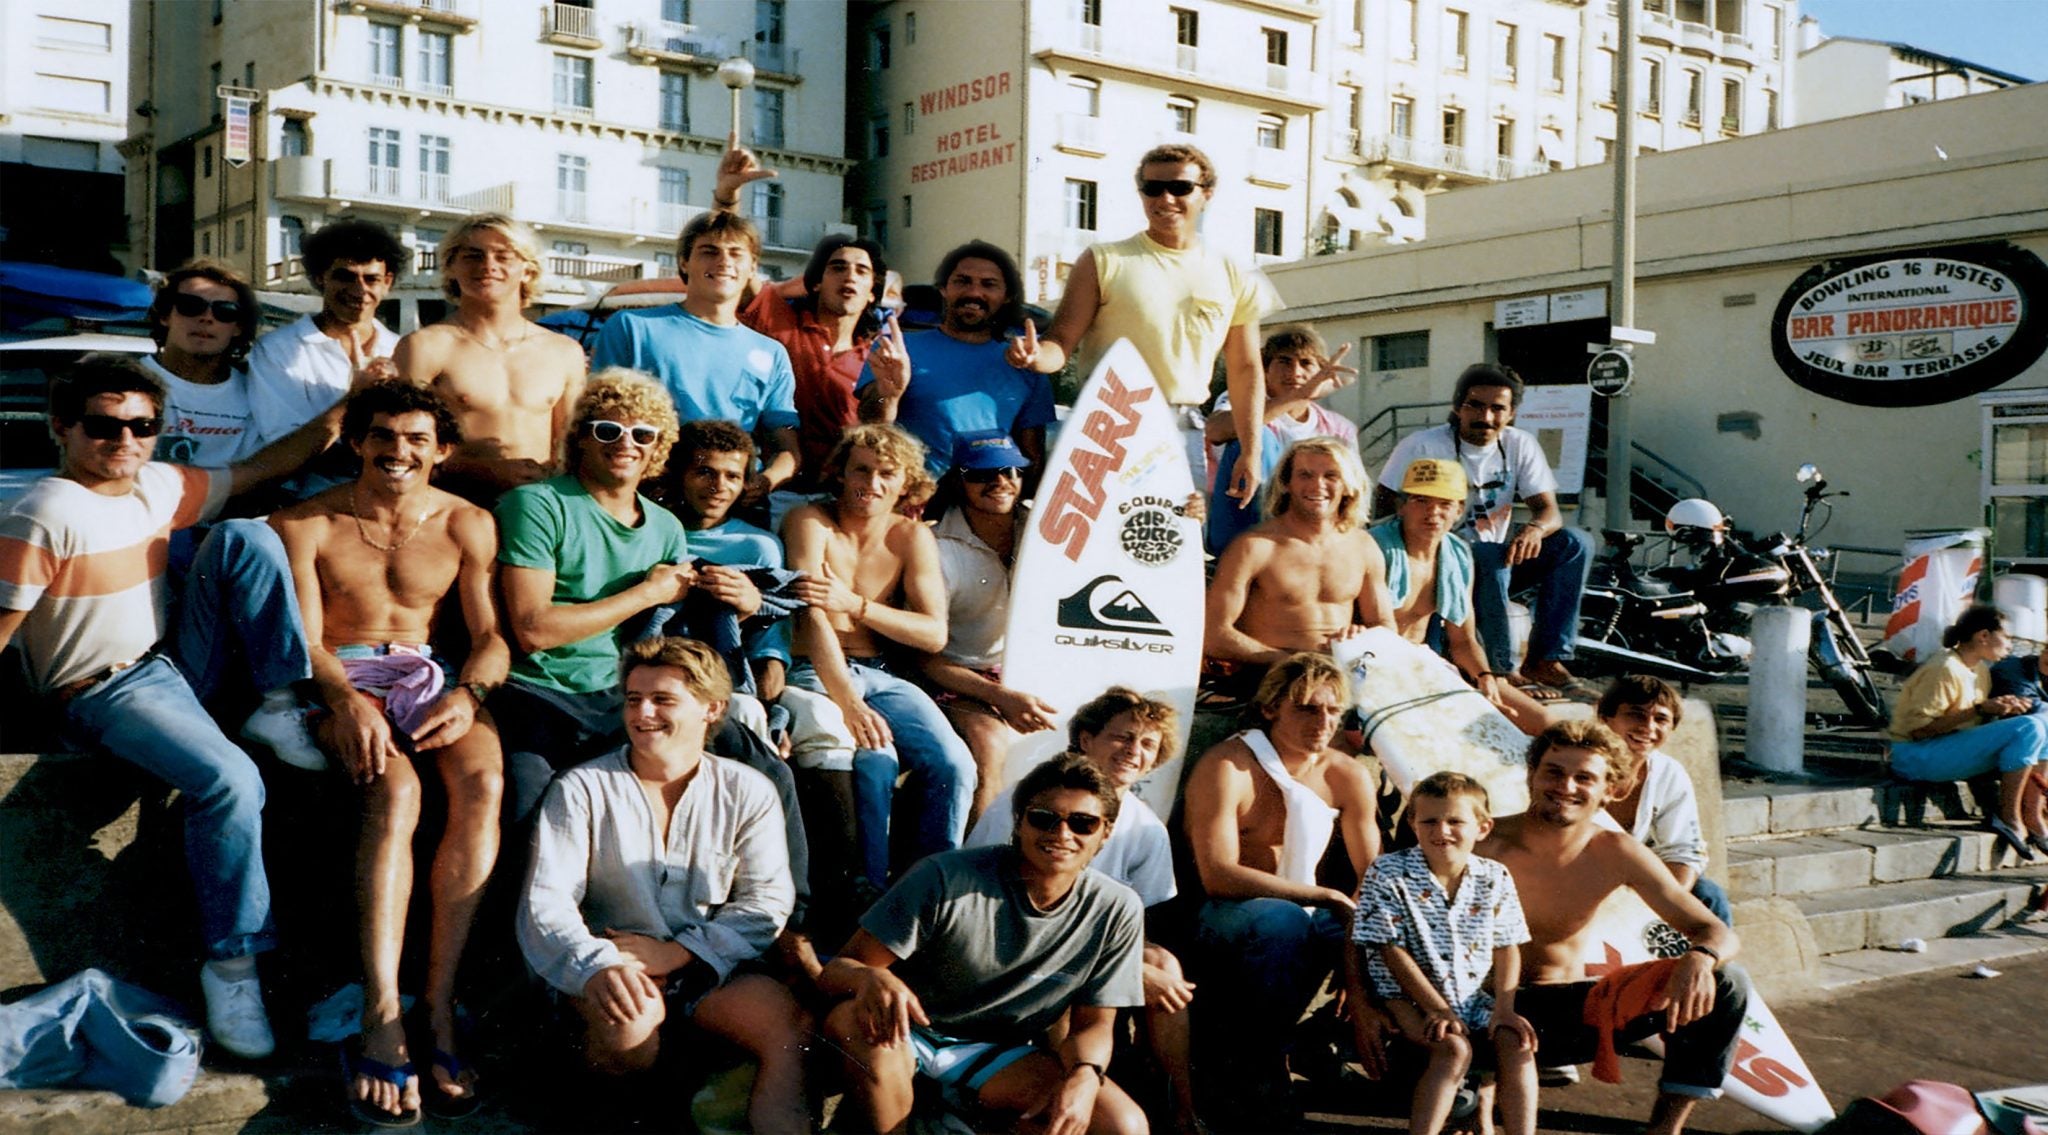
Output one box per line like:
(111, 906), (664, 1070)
(1356, 400), (1449, 464)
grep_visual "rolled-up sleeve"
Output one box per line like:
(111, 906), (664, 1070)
(1641, 757), (1710, 872)
(517, 776), (626, 997)
(673, 770), (793, 980)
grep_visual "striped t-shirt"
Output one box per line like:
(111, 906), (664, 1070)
(0, 463), (226, 692)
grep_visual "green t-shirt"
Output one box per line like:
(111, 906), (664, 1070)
(495, 475), (688, 695)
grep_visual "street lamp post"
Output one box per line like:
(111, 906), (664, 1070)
(718, 57), (756, 143)
(1605, 1), (1642, 531)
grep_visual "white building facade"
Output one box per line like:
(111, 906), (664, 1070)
(124, 0), (852, 307)
(1796, 32), (2028, 125)
(2, 0), (130, 268)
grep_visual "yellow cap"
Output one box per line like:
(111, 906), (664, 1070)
(1400, 458), (1468, 501)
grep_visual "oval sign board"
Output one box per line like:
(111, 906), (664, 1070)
(1770, 242), (2048, 408)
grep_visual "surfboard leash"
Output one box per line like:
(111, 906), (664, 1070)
(1357, 688), (1487, 747)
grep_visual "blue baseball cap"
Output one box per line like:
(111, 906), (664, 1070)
(953, 431), (1027, 471)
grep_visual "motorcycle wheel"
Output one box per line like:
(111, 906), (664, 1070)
(1811, 615), (1888, 728)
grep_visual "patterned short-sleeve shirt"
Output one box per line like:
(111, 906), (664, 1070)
(1352, 847), (1530, 1031)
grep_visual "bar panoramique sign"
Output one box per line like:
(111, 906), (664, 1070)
(1770, 242), (2048, 407)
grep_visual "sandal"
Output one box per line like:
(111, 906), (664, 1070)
(424, 1047), (484, 1119)
(341, 1037), (421, 1128)
(1504, 674), (1567, 703)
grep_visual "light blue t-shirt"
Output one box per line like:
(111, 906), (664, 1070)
(856, 330), (1056, 476)
(591, 306), (798, 432)
(686, 517), (791, 666)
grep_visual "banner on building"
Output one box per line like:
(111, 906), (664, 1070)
(221, 92), (253, 168)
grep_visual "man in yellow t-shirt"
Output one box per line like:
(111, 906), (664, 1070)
(1009, 143), (1279, 504)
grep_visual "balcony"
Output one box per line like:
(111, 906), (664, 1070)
(366, 166), (403, 199)
(1036, 21), (1327, 112)
(1677, 19), (1716, 54)
(741, 39), (801, 81)
(655, 201), (705, 235)
(369, 69), (405, 91)
(1718, 30), (1756, 66)
(273, 155), (329, 200)
(1355, 133), (1548, 183)
(339, 0), (478, 32)
(547, 253), (646, 283)
(1055, 113), (1107, 156)
(418, 171), (451, 204)
(757, 216), (830, 253)
(1640, 9), (1677, 47)
(625, 20), (731, 68)
(554, 96), (595, 119)
(556, 190), (589, 224)
(540, 3), (601, 48)
(1720, 113), (1741, 133)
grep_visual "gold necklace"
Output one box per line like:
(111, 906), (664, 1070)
(453, 319), (532, 352)
(351, 484), (430, 552)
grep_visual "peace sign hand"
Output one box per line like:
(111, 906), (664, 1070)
(868, 313), (911, 403)
(1304, 342), (1358, 401)
(1005, 320), (1042, 371)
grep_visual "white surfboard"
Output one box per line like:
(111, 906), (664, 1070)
(1001, 339), (1204, 819)
(1333, 630), (1835, 1132)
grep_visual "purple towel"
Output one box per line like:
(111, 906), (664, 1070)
(339, 651), (445, 734)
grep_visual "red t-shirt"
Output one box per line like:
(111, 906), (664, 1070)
(742, 288), (872, 490)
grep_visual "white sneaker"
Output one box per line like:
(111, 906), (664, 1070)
(242, 691), (326, 771)
(200, 962), (276, 1059)
(1538, 1063), (1581, 1086)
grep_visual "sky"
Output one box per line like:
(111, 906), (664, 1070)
(1798, 0), (2048, 80)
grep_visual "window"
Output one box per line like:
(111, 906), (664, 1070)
(1767, 5), (1783, 58)
(1494, 22), (1517, 80)
(870, 114), (890, 158)
(755, 0), (786, 69)
(417, 31), (451, 94)
(1068, 76), (1100, 116)
(418, 134), (450, 201)
(556, 154), (588, 221)
(35, 16), (114, 51)
(1544, 34), (1565, 91)
(1596, 47), (1617, 104)
(1253, 208), (1284, 256)
(553, 54), (593, 114)
(1373, 330), (1429, 370)
(552, 240), (589, 256)
(1765, 88), (1780, 130)
(869, 24), (890, 70)
(280, 216), (306, 258)
(1495, 118), (1513, 158)
(1600, 137), (1614, 162)
(866, 204), (888, 248)
(1683, 69), (1703, 124)
(658, 166), (690, 230)
(1256, 113), (1285, 149)
(233, 218), (246, 253)
(902, 194), (914, 229)
(1721, 78), (1741, 131)
(1395, 0), (1417, 58)
(281, 119), (308, 156)
(34, 74), (112, 115)
(656, 251), (677, 273)
(1441, 107), (1463, 149)
(369, 23), (401, 87)
(1263, 29), (1288, 66)
(660, 71), (688, 132)
(1390, 96), (1414, 138)
(1166, 95), (1196, 135)
(752, 88), (785, 147)
(244, 62), (256, 88)
(202, 231), (213, 255)
(1172, 8), (1198, 46)
(902, 101), (916, 135)
(1065, 178), (1098, 231)
(752, 181), (784, 245)
(1445, 10), (1468, 69)
(1080, 0), (1100, 26)
(1640, 58), (1662, 114)
(662, 0), (689, 22)
(202, 143), (214, 178)
(367, 127), (400, 196)
(905, 11), (917, 42)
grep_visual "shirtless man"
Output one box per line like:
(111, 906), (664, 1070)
(1205, 437), (1390, 676)
(1372, 458), (1552, 736)
(1476, 720), (1748, 1135)
(394, 213), (585, 502)
(1181, 653), (1380, 1125)
(270, 381), (507, 1123)
(782, 423), (976, 890)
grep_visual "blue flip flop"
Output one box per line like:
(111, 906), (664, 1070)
(423, 1047), (484, 1120)
(341, 1038), (421, 1129)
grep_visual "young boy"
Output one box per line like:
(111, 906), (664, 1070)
(1350, 773), (1537, 1135)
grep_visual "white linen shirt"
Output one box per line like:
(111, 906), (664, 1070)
(518, 749), (793, 996)
(244, 313), (400, 447)
(1627, 750), (1710, 872)
(933, 506), (1011, 669)
(1377, 423), (1557, 544)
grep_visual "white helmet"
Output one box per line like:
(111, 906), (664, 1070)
(1665, 498), (1726, 544)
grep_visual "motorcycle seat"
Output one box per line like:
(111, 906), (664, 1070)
(1602, 529), (1648, 553)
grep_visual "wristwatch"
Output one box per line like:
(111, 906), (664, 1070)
(459, 680), (494, 706)
(1687, 943), (1721, 963)
(1070, 1061), (1105, 1082)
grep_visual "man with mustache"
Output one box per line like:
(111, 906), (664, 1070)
(857, 240), (1054, 483)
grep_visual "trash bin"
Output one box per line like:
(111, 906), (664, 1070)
(1881, 528), (1989, 664)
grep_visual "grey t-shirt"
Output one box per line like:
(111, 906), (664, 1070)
(861, 845), (1145, 1041)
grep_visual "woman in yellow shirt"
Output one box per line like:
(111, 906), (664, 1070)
(1887, 605), (2048, 860)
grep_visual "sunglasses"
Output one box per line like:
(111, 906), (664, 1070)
(584, 420), (662, 447)
(78, 414), (163, 440)
(169, 294), (245, 322)
(1138, 178), (1205, 198)
(962, 466), (1023, 485)
(1024, 807), (1105, 836)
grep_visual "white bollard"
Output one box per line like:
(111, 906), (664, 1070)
(1749, 605), (1811, 773)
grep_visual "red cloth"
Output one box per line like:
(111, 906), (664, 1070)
(742, 287), (871, 489)
(1580, 957), (1682, 1085)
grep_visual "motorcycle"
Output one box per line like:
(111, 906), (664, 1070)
(1572, 463), (1889, 727)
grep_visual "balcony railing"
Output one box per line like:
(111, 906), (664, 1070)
(1678, 19), (1715, 53)
(369, 69), (405, 90)
(757, 216), (828, 252)
(742, 39), (797, 75)
(554, 97), (595, 118)
(557, 190), (589, 224)
(656, 201), (705, 234)
(547, 254), (645, 283)
(1718, 30), (1756, 64)
(1041, 21), (1326, 105)
(340, 0), (477, 30)
(415, 79), (453, 97)
(1056, 113), (1106, 154)
(1356, 133), (1547, 181)
(626, 19), (729, 62)
(540, 3), (600, 46)
(419, 171), (451, 204)
(366, 166), (402, 198)
(1720, 113), (1741, 132)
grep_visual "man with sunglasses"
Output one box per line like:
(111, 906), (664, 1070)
(0, 355), (329, 1061)
(1008, 144), (1279, 504)
(491, 370), (693, 828)
(820, 753), (1148, 1135)
(1373, 364), (1595, 698)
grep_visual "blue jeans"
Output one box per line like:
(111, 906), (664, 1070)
(1518, 963), (1753, 1099)
(0, 968), (201, 1107)
(170, 519), (313, 701)
(1693, 875), (1734, 926)
(787, 658), (974, 888)
(1470, 526), (1593, 672)
(1193, 898), (1345, 1052)
(1892, 714), (2048, 781)
(59, 657), (274, 961)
